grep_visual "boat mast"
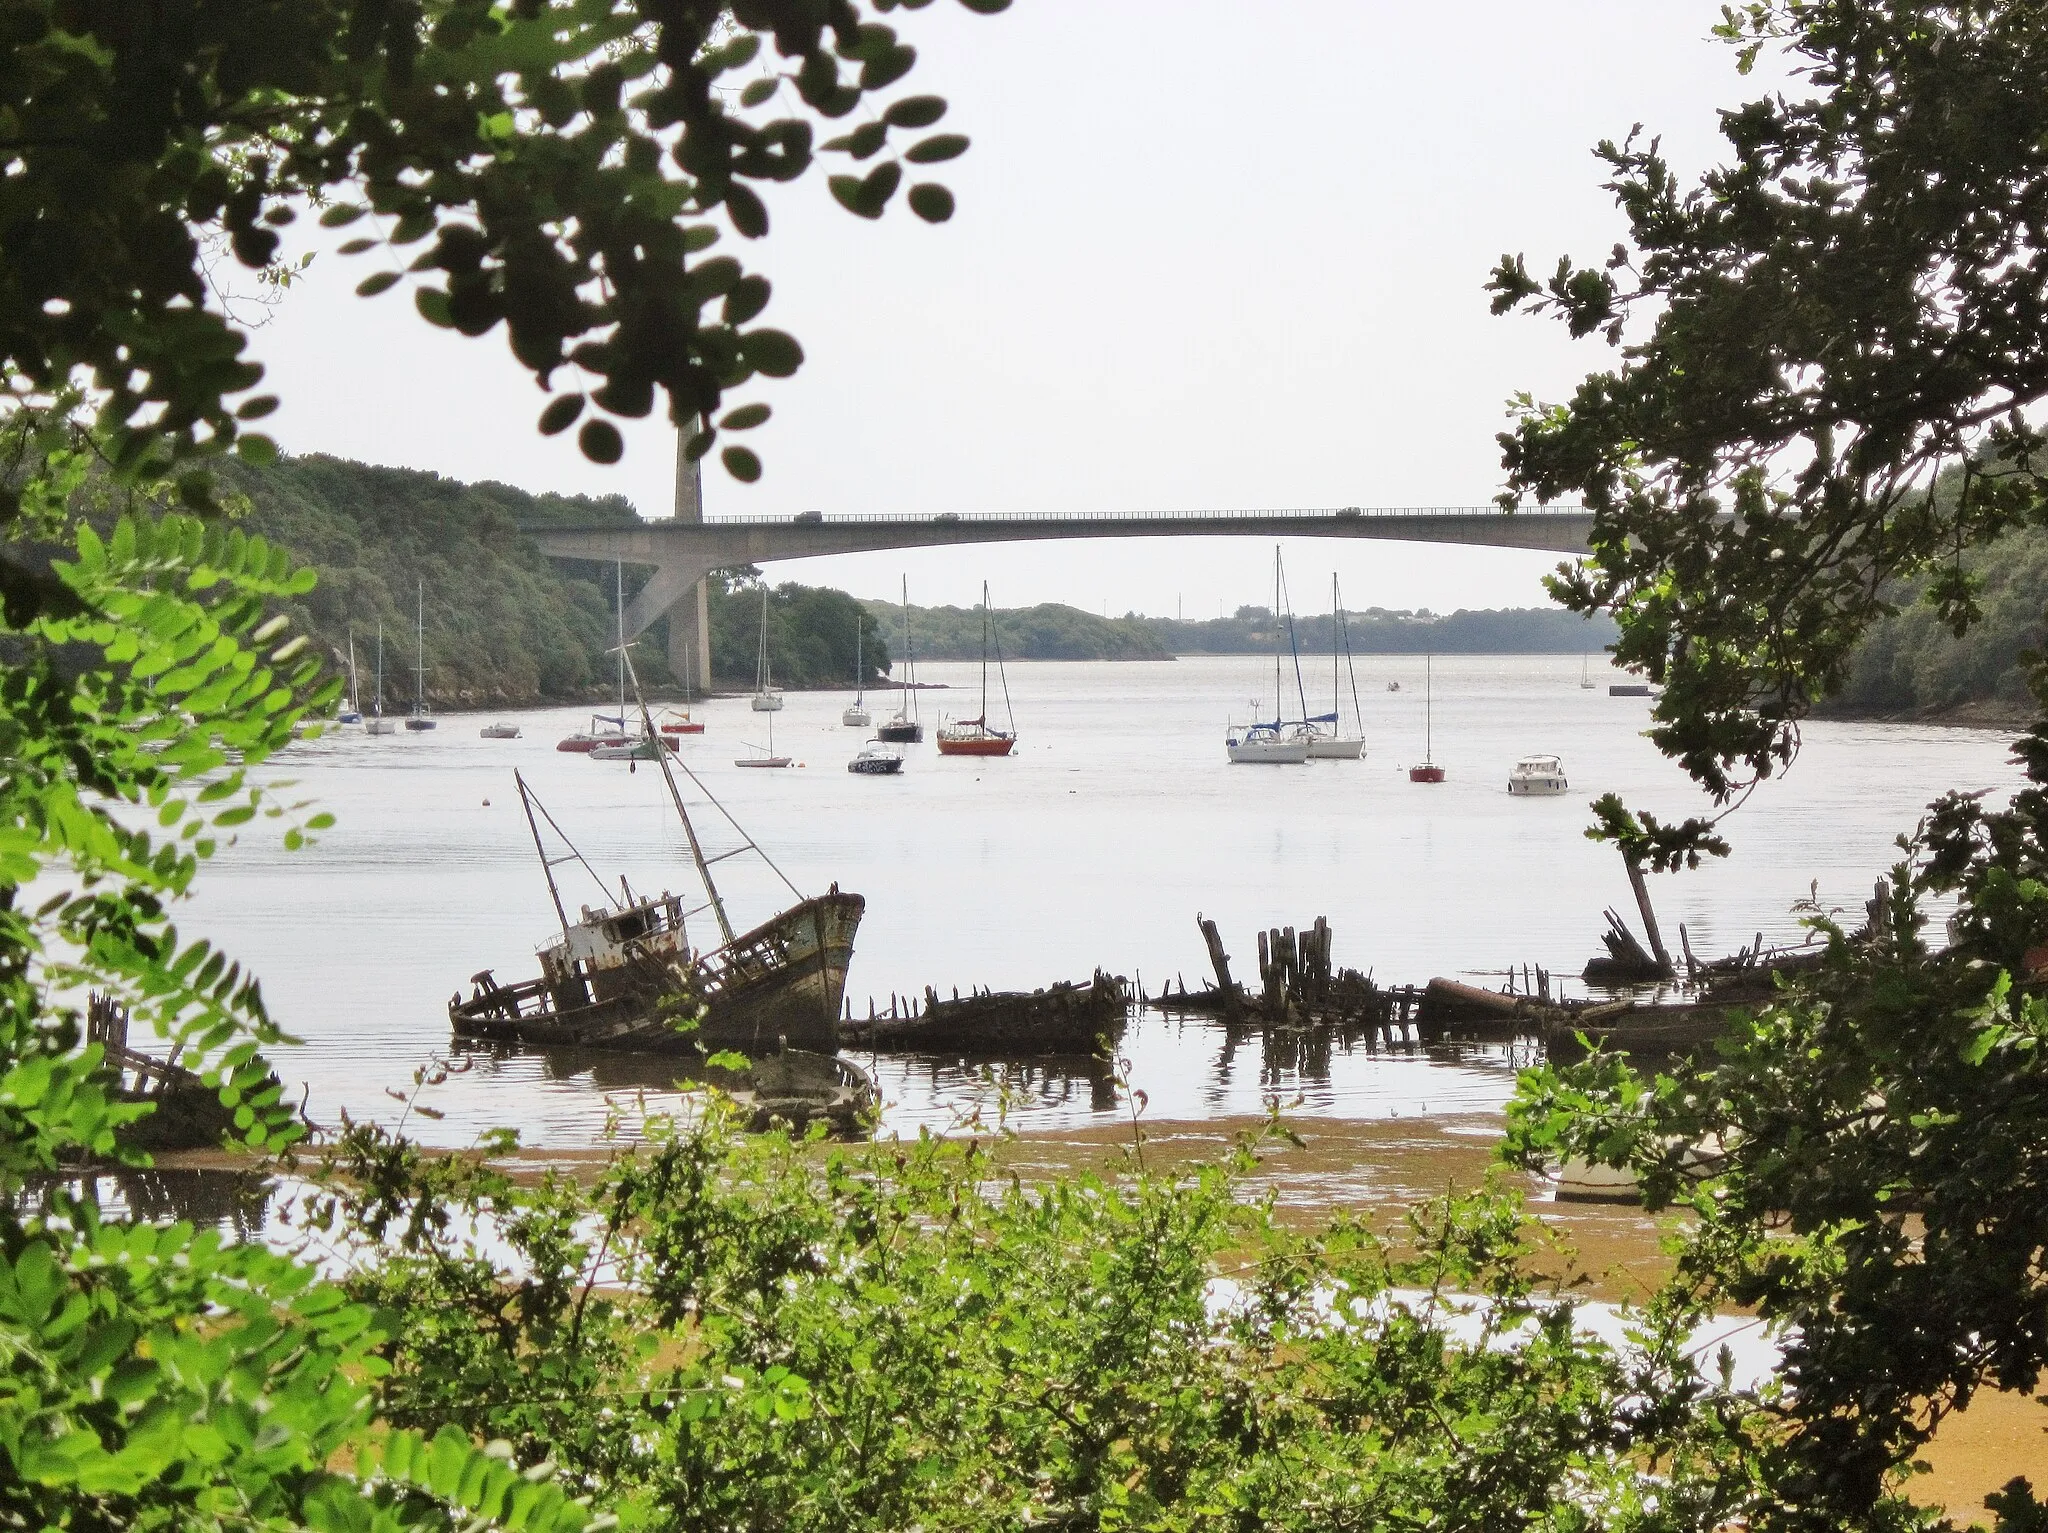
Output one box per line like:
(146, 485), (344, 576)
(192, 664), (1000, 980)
(623, 649), (737, 945)
(516, 769), (576, 946)
(1271, 548), (1282, 724)
(990, 583), (1017, 737)
(414, 578), (426, 715)
(854, 620), (863, 706)
(979, 585), (989, 723)
(614, 561), (626, 724)
(1336, 574), (1362, 733)
(1332, 573), (1340, 728)
(901, 575), (917, 721)
(374, 621), (384, 716)
(346, 630), (359, 712)
(1425, 653), (1434, 764)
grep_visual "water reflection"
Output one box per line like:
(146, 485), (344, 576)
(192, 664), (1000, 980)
(37, 1167), (277, 1242)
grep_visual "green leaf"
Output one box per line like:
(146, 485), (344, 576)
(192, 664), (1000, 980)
(355, 271), (401, 298)
(906, 133), (969, 164)
(907, 183), (955, 224)
(884, 95), (947, 128)
(740, 329), (804, 378)
(579, 419), (624, 464)
(319, 204), (367, 227)
(726, 183), (769, 240)
(720, 403), (771, 431)
(538, 395), (585, 436)
(415, 288), (454, 328)
(740, 78), (777, 108)
(722, 445), (762, 482)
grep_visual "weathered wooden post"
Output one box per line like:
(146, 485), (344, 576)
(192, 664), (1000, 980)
(1197, 914), (1243, 1021)
(1622, 852), (1676, 977)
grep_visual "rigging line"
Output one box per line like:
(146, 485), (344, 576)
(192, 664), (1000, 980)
(620, 646), (739, 946)
(621, 645), (806, 909)
(664, 747), (807, 905)
(1279, 559), (1311, 724)
(989, 584), (1016, 736)
(518, 771), (618, 912)
(1337, 574), (1363, 731)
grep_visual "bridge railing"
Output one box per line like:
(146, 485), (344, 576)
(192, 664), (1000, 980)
(687, 503), (1587, 527)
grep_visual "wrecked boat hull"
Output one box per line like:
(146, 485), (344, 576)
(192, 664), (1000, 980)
(450, 892), (863, 1056)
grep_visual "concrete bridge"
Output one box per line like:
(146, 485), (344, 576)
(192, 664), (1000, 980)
(527, 446), (1595, 688)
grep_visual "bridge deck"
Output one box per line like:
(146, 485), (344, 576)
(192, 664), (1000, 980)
(523, 504), (1595, 643)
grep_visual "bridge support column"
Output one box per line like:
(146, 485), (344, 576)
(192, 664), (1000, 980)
(669, 421), (714, 693)
(667, 580), (712, 692)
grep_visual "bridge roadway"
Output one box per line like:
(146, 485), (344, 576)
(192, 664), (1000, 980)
(525, 503), (1595, 689)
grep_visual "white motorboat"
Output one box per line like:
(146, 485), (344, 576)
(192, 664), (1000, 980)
(1507, 753), (1569, 795)
(479, 722), (521, 739)
(751, 585), (784, 711)
(843, 621), (872, 727)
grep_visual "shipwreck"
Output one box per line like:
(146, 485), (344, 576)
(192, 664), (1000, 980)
(450, 669), (862, 1057)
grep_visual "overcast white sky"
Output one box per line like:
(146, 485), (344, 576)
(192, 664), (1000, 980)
(252, 2), (1778, 617)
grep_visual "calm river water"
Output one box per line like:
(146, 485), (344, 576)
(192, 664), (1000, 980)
(178, 654), (2019, 1144)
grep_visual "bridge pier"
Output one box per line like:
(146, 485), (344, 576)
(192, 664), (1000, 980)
(668, 427), (713, 693)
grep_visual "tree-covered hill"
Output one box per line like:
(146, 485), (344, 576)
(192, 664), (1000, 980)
(862, 598), (1168, 664)
(222, 453), (664, 709)
(1826, 524), (2048, 724)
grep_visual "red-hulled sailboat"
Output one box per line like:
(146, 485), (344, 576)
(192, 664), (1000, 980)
(1408, 653), (1446, 783)
(936, 582), (1017, 758)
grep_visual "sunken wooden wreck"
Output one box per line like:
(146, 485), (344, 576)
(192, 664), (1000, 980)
(450, 666), (862, 1057)
(87, 993), (240, 1153)
(842, 969), (1129, 1054)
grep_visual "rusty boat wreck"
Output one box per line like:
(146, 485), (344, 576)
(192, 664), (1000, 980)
(450, 673), (862, 1058)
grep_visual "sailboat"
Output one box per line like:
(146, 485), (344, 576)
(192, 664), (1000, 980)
(936, 582), (1017, 756)
(750, 585), (784, 712)
(447, 652), (863, 1055)
(1292, 574), (1366, 759)
(1226, 549), (1310, 764)
(366, 622), (398, 734)
(842, 621), (872, 728)
(404, 579), (437, 731)
(559, 563), (633, 752)
(1409, 654), (1446, 782)
(660, 641), (706, 734)
(337, 631), (364, 726)
(876, 577), (923, 743)
(1580, 652), (1597, 689)
(737, 691), (792, 768)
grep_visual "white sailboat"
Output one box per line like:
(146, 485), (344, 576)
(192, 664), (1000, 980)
(1580, 652), (1597, 689)
(404, 578), (437, 731)
(736, 699), (792, 768)
(750, 584), (784, 712)
(337, 631), (363, 726)
(366, 622), (398, 734)
(1227, 549), (1310, 764)
(842, 619), (871, 727)
(1295, 573), (1366, 759)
